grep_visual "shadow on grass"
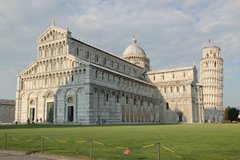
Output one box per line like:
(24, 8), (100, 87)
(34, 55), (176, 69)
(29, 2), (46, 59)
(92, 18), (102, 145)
(25, 149), (40, 155)
(25, 146), (68, 155)
(0, 123), (180, 130)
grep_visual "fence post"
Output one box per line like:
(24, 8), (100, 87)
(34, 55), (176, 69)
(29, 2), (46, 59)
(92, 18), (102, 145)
(90, 139), (93, 160)
(157, 142), (160, 160)
(41, 136), (45, 153)
(3, 133), (7, 150)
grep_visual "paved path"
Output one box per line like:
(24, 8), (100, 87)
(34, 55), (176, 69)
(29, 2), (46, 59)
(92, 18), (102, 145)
(0, 151), (80, 160)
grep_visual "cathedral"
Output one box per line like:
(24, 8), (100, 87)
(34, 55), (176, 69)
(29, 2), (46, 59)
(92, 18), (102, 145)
(15, 22), (223, 124)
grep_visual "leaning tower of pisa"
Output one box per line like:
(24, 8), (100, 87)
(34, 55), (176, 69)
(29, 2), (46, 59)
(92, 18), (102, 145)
(200, 46), (223, 111)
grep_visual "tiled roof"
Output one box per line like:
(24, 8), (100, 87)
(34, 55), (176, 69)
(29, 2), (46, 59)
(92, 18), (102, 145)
(0, 99), (15, 105)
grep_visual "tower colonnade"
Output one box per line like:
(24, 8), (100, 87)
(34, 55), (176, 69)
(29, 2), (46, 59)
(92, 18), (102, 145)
(200, 46), (224, 122)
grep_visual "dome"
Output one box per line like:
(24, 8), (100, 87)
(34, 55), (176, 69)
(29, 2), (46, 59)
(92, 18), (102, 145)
(123, 36), (146, 57)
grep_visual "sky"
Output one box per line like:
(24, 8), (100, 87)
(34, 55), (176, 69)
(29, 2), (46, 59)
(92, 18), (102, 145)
(0, 0), (239, 108)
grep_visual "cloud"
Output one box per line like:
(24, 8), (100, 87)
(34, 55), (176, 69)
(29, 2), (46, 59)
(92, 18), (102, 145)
(0, 0), (239, 107)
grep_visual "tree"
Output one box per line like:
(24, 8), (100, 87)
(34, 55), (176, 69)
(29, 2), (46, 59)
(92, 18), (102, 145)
(231, 107), (239, 121)
(224, 106), (239, 122)
(223, 107), (230, 121)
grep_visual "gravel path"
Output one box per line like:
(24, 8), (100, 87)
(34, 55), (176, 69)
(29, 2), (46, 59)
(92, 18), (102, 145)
(0, 150), (87, 160)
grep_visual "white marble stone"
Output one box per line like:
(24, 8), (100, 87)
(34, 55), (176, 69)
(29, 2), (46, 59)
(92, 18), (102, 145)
(15, 23), (223, 124)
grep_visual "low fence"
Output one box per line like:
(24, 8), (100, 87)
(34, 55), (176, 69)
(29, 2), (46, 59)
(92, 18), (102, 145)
(0, 133), (175, 160)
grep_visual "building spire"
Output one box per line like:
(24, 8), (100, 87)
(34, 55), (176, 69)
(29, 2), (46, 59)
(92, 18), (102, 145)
(131, 34), (137, 44)
(51, 19), (56, 26)
(208, 39), (211, 46)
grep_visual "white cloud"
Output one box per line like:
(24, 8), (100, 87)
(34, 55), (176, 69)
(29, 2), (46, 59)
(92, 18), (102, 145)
(0, 0), (239, 107)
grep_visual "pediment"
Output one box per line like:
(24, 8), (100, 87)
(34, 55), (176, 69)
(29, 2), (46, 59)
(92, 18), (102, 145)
(20, 61), (38, 76)
(37, 25), (70, 44)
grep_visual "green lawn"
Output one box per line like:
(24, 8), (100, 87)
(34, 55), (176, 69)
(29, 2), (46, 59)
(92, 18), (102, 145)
(0, 124), (240, 160)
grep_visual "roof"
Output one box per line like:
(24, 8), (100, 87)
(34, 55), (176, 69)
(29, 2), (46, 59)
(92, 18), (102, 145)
(122, 36), (146, 57)
(0, 99), (15, 106)
(70, 37), (144, 70)
(147, 65), (196, 74)
(202, 46), (220, 50)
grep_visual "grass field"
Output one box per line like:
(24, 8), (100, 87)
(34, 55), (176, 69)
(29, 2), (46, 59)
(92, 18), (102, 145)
(0, 124), (240, 160)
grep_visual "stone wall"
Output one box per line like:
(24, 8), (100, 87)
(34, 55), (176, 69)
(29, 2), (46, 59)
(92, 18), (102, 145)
(0, 99), (15, 123)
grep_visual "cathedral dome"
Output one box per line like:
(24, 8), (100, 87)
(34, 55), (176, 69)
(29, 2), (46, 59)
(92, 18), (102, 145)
(122, 36), (146, 57)
(122, 36), (150, 71)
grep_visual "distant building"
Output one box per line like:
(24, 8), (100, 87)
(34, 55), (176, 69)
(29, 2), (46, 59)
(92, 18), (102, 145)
(14, 22), (223, 124)
(147, 66), (203, 123)
(0, 99), (15, 123)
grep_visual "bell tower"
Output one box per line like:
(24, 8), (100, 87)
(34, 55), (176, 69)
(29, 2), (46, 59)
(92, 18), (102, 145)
(200, 46), (223, 110)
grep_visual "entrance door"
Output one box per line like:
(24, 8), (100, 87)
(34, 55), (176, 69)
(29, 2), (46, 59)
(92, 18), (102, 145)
(47, 102), (54, 123)
(178, 114), (183, 122)
(67, 106), (74, 122)
(30, 108), (35, 122)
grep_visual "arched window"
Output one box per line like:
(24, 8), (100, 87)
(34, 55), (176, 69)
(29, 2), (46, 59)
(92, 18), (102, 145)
(106, 93), (109, 102)
(76, 47), (79, 55)
(166, 102), (169, 110)
(30, 100), (35, 106)
(67, 97), (73, 103)
(116, 95), (120, 103)
(111, 60), (114, 67)
(134, 98), (137, 105)
(85, 51), (89, 59)
(103, 57), (107, 65)
(95, 55), (99, 62)
(95, 70), (98, 78)
(102, 72), (104, 80)
(126, 96), (129, 104)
